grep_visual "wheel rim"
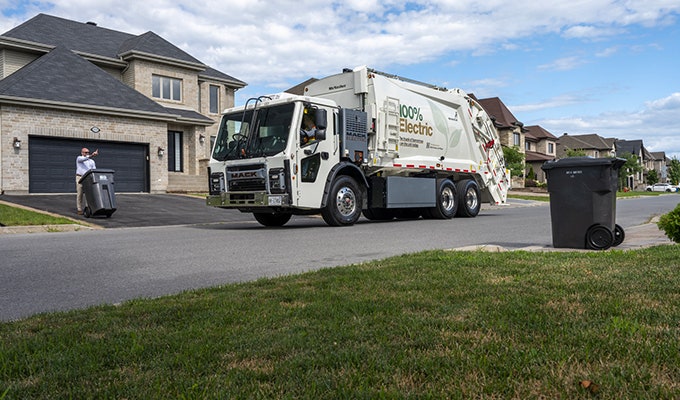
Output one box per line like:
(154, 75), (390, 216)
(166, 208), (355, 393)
(441, 186), (455, 212)
(464, 187), (479, 211)
(336, 187), (357, 217)
(587, 225), (613, 250)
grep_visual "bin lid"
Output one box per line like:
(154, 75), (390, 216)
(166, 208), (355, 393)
(541, 157), (626, 171)
(81, 168), (115, 177)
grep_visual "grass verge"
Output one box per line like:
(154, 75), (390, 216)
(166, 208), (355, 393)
(1, 247), (679, 399)
(0, 203), (76, 226)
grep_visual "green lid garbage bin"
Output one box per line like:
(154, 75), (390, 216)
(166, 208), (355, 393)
(78, 169), (116, 218)
(541, 157), (626, 250)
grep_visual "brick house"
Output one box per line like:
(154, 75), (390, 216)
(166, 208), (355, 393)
(524, 125), (557, 183)
(556, 133), (616, 159)
(0, 14), (245, 194)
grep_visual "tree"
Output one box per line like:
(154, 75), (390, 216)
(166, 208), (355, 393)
(646, 169), (658, 186)
(566, 148), (587, 157)
(618, 151), (643, 190)
(668, 157), (680, 185)
(502, 146), (525, 178)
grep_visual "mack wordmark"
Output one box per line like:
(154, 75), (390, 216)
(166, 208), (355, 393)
(207, 66), (510, 227)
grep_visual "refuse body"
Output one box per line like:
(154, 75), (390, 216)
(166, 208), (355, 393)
(79, 169), (116, 218)
(541, 157), (626, 250)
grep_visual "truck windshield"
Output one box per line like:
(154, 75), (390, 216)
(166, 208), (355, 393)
(212, 103), (294, 161)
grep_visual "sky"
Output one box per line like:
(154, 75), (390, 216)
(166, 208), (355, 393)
(2, 0), (680, 158)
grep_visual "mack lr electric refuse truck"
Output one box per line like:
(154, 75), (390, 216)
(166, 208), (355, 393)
(206, 66), (509, 227)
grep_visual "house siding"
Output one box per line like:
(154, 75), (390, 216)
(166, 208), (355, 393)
(0, 49), (40, 79)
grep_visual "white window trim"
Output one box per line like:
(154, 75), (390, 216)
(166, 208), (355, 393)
(152, 75), (182, 102)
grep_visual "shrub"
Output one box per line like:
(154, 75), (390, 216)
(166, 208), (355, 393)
(657, 203), (680, 243)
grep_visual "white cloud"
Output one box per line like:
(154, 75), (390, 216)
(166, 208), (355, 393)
(4, 0), (678, 87)
(536, 92), (680, 159)
(537, 56), (588, 71)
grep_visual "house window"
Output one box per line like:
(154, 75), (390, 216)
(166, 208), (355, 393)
(209, 85), (220, 114)
(548, 143), (554, 153)
(525, 141), (531, 151)
(168, 131), (183, 172)
(152, 75), (182, 101)
(513, 133), (520, 147)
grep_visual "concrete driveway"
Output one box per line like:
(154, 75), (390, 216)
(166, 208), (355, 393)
(0, 193), (255, 228)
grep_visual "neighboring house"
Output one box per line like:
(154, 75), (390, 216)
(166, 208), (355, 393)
(524, 125), (557, 183)
(0, 13), (245, 195)
(615, 139), (650, 190)
(556, 133), (616, 159)
(650, 151), (669, 182)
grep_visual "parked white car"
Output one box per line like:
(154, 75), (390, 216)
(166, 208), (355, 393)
(645, 183), (679, 192)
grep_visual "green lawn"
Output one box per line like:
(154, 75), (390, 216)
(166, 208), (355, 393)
(2, 246), (678, 399)
(0, 203), (76, 227)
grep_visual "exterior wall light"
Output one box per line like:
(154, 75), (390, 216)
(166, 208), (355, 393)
(199, 134), (205, 144)
(13, 137), (22, 149)
(157, 146), (165, 156)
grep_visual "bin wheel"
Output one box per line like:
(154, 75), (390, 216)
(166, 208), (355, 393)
(586, 224), (613, 250)
(612, 224), (625, 247)
(83, 207), (91, 218)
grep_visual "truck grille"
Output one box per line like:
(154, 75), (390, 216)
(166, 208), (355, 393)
(226, 164), (266, 192)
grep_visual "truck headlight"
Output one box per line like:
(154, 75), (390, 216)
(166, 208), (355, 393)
(269, 168), (286, 193)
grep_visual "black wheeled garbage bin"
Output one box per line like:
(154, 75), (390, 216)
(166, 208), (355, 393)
(79, 169), (116, 218)
(541, 157), (626, 250)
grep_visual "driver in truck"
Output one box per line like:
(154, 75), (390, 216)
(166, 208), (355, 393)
(300, 111), (316, 144)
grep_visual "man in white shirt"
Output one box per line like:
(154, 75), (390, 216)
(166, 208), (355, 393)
(75, 147), (98, 214)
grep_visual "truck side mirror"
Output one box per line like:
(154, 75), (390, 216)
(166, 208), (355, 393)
(315, 109), (327, 140)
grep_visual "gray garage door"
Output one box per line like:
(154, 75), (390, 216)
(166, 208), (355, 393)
(28, 136), (149, 193)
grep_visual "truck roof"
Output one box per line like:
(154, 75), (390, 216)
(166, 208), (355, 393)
(222, 92), (338, 114)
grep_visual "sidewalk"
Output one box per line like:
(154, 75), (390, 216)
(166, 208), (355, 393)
(454, 216), (673, 252)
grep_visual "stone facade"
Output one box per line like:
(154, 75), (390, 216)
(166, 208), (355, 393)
(1, 105), (168, 193)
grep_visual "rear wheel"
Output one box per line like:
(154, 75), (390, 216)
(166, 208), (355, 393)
(427, 179), (458, 219)
(321, 176), (362, 226)
(253, 212), (292, 227)
(586, 224), (613, 250)
(612, 224), (625, 247)
(83, 207), (91, 218)
(456, 179), (481, 218)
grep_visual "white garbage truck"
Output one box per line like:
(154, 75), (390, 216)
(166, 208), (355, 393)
(206, 66), (510, 227)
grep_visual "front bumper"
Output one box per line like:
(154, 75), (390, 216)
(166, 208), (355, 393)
(206, 192), (290, 208)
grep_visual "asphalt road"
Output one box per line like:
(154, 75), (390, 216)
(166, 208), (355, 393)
(1, 195), (678, 321)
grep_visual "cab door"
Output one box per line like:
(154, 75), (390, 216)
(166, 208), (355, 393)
(294, 104), (337, 208)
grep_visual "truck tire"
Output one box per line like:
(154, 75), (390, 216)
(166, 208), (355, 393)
(253, 212), (292, 227)
(427, 179), (458, 219)
(322, 176), (362, 226)
(456, 179), (481, 218)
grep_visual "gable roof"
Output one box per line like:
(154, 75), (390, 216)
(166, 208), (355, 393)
(524, 125), (557, 141)
(476, 97), (523, 129)
(0, 46), (173, 118)
(615, 139), (643, 155)
(199, 66), (246, 87)
(2, 13), (245, 87)
(118, 31), (203, 67)
(3, 14), (134, 60)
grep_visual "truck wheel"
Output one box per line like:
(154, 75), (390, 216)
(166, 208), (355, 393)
(456, 180), (481, 218)
(322, 176), (362, 226)
(253, 212), (292, 227)
(586, 224), (613, 250)
(428, 179), (458, 219)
